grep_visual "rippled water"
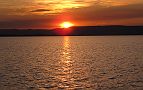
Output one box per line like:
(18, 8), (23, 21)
(0, 36), (143, 90)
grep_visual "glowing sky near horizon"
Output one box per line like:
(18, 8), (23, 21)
(0, 0), (143, 28)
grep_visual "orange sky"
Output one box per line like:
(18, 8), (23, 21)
(0, 0), (143, 29)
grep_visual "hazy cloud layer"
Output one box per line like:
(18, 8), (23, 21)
(68, 3), (143, 20)
(0, 0), (143, 28)
(1, 0), (143, 15)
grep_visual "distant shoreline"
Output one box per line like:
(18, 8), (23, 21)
(0, 26), (143, 36)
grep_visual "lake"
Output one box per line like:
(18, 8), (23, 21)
(0, 36), (143, 90)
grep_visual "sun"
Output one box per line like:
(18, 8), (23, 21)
(60, 22), (74, 28)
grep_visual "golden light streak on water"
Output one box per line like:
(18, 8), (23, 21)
(56, 36), (75, 89)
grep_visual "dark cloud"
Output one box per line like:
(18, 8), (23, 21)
(30, 9), (51, 12)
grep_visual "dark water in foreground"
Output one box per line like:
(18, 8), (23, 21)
(0, 36), (143, 90)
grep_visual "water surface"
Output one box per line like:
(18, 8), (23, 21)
(0, 36), (143, 90)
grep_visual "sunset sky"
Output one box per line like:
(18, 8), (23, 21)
(0, 0), (143, 29)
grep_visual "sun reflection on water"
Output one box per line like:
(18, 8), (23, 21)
(62, 36), (71, 63)
(56, 36), (75, 89)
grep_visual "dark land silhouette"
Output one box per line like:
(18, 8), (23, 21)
(0, 26), (143, 36)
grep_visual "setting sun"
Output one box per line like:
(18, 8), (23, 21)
(60, 22), (74, 28)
